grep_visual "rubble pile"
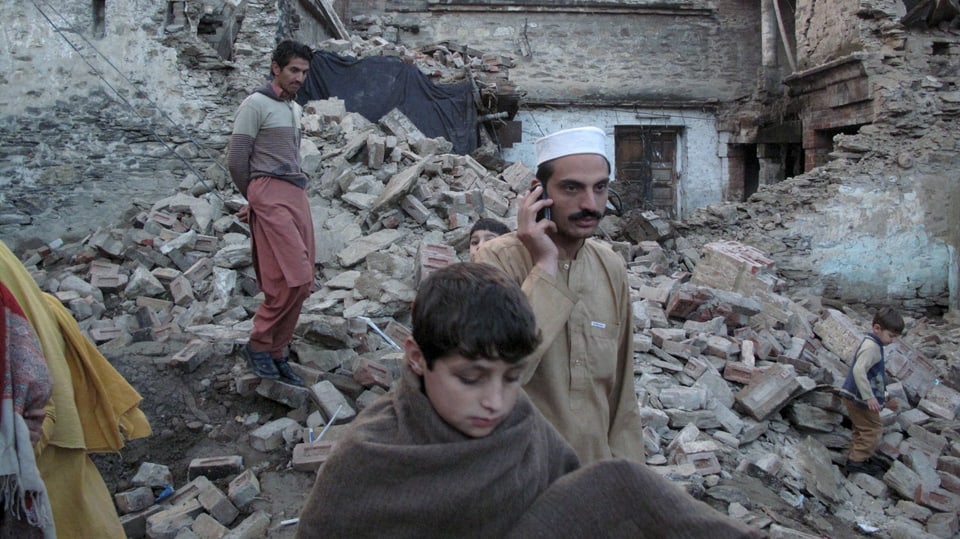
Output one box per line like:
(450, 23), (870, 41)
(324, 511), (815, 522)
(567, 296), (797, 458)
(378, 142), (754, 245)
(317, 31), (516, 85)
(678, 12), (960, 317)
(12, 101), (960, 538)
(347, 15), (515, 83)
(632, 241), (960, 538)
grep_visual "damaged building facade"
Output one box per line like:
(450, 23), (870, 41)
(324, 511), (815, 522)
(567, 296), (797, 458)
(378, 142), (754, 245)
(330, 0), (959, 314)
(0, 0), (957, 313)
(341, 0), (768, 218)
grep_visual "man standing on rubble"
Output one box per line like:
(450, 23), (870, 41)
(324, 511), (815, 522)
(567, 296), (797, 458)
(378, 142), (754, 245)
(227, 39), (314, 386)
(475, 126), (645, 464)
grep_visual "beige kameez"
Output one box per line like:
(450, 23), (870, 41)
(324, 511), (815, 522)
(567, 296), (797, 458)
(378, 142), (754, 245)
(477, 233), (645, 463)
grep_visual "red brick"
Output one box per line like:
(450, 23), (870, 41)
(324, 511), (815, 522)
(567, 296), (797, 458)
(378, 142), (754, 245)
(292, 441), (337, 472)
(723, 361), (758, 385)
(353, 358), (393, 389)
(147, 210), (178, 227)
(188, 455), (243, 481)
(682, 357), (710, 379)
(169, 275), (195, 306)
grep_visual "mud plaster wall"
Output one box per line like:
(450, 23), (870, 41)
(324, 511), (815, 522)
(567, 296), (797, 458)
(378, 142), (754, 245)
(787, 177), (953, 309)
(503, 108), (721, 218)
(365, 3), (762, 104)
(2, 1), (186, 119)
(0, 1), (241, 249)
(755, 22), (960, 311)
(795, 0), (863, 69)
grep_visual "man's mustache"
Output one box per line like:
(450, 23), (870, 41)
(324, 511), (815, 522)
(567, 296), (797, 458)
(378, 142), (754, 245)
(569, 210), (602, 221)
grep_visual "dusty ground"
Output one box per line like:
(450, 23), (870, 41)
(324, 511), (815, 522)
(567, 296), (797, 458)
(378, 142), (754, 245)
(14, 206), (953, 538)
(5, 205), (319, 532)
(91, 339), (316, 537)
(88, 337), (878, 538)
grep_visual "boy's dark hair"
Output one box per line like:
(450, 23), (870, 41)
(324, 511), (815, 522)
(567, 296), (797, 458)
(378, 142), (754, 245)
(272, 39), (313, 69)
(412, 262), (540, 369)
(469, 218), (509, 237)
(873, 306), (905, 335)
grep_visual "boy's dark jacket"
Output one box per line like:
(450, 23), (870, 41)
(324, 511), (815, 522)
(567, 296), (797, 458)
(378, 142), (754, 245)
(839, 333), (887, 408)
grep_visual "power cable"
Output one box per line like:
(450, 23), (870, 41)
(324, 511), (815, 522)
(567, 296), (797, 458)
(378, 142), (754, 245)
(29, 0), (229, 201)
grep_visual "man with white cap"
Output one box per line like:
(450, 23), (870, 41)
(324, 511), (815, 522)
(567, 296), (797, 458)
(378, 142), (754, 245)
(475, 126), (645, 464)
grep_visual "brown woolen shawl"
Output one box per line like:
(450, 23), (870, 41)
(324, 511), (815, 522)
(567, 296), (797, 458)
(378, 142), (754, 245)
(507, 459), (768, 539)
(295, 366), (580, 539)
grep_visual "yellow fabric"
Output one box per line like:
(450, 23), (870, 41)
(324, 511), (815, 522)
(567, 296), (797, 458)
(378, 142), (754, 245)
(0, 242), (85, 451)
(44, 294), (152, 450)
(36, 444), (125, 539)
(1, 240), (151, 538)
(477, 234), (645, 464)
(0, 241), (150, 451)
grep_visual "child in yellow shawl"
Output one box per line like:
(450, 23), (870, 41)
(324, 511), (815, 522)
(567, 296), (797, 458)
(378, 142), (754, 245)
(0, 240), (151, 539)
(296, 263), (765, 539)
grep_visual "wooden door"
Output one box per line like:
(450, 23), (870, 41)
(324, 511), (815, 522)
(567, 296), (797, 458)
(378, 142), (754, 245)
(614, 126), (679, 217)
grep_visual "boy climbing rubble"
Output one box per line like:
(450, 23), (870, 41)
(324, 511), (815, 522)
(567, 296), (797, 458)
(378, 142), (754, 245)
(839, 306), (905, 476)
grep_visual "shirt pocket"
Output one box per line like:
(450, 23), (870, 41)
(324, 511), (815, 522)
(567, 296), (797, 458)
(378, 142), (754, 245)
(581, 318), (620, 382)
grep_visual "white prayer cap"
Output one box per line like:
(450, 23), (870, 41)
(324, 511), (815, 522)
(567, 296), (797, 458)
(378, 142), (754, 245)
(535, 126), (609, 167)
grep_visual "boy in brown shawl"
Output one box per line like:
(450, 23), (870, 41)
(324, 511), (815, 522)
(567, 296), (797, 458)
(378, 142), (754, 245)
(296, 263), (765, 539)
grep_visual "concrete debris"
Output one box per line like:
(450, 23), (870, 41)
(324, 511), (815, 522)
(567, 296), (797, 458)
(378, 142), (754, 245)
(9, 98), (960, 537)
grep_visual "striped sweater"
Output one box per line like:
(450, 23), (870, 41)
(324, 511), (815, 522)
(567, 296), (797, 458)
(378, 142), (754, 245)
(227, 83), (307, 196)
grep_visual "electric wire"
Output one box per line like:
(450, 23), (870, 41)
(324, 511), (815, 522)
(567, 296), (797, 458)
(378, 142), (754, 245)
(29, 0), (229, 201)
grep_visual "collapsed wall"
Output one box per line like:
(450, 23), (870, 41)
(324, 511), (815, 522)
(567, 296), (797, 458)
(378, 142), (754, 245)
(1, 0), (955, 315)
(0, 0), (249, 249)
(683, 5), (960, 315)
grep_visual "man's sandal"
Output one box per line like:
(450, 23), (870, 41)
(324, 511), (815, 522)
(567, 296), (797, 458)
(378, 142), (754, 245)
(242, 344), (281, 380)
(274, 358), (305, 387)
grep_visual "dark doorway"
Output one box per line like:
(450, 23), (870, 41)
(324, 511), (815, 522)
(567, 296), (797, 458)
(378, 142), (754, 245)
(93, 0), (106, 38)
(614, 126), (679, 218)
(808, 124), (863, 170)
(743, 144), (760, 199)
(783, 143), (803, 178)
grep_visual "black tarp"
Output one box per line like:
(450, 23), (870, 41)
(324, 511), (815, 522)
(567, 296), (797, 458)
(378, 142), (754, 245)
(299, 51), (478, 155)
(901, 0), (960, 26)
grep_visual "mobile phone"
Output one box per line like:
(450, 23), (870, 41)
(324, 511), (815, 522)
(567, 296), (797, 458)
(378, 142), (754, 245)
(534, 188), (551, 222)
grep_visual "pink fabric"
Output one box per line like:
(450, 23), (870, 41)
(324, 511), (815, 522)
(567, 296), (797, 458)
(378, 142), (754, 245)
(246, 177), (315, 356)
(0, 281), (55, 537)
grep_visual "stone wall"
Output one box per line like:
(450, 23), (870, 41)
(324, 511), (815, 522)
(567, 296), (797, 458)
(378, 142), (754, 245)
(343, 0), (764, 105)
(3, 1), (182, 115)
(0, 0), (292, 250)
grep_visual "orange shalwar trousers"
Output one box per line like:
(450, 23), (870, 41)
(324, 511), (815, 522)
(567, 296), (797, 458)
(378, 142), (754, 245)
(246, 177), (315, 358)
